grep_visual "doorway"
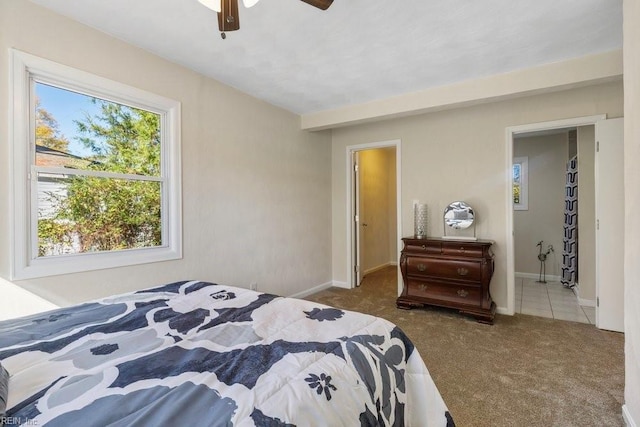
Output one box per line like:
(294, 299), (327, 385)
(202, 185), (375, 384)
(505, 115), (625, 332)
(346, 140), (402, 294)
(512, 127), (595, 323)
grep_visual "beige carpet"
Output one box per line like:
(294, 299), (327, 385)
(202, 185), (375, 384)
(304, 266), (625, 427)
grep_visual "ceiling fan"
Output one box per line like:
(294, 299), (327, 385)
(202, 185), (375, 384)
(198, 0), (333, 39)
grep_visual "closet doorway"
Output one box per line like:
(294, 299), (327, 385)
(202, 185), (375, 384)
(346, 140), (402, 293)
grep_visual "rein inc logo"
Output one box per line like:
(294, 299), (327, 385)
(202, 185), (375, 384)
(0, 417), (38, 425)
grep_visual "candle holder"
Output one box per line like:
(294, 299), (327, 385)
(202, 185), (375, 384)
(414, 203), (428, 238)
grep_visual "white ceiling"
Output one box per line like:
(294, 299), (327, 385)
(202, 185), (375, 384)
(28, 0), (622, 115)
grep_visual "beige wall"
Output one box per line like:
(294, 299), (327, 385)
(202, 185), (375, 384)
(0, 1), (332, 305)
(331, 82), (623, 311)
(576, 126), (596, 302)
(624, 0), (640, 424)
(359, 148), (396, 274)
(513, 133), (567, 278)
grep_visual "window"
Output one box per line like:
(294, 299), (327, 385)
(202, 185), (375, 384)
(513, 156), (528, 211)
(11, 50), (182, 279)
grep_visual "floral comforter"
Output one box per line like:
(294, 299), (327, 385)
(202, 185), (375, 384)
(0, 280), (453, 426)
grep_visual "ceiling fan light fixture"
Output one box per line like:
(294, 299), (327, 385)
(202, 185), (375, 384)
(242, 0), (261, 8)
(198, 0), (261, 11)
(198, 0), (221, 12)
(198, 0), (331, 39)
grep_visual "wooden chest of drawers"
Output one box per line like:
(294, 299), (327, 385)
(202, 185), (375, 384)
(397, 237), (496, 324)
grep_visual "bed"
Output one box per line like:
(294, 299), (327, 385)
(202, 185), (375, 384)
(0, 280), (454, 426)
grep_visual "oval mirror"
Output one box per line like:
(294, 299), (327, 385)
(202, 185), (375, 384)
(443, 201), (475, 230)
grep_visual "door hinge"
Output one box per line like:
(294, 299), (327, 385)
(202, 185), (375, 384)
(597, 219), (599, 230)
(597, 297), (599, 307)
(354, 265), (359, 273)
(354, 214), (359, 223)
(596, 140), (600, 152)
(354, 163), (359, 172)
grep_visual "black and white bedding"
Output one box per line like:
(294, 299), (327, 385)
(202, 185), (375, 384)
(0, 280), (453, 426)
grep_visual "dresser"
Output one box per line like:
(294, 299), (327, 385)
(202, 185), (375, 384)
(397, 237), (496, 324)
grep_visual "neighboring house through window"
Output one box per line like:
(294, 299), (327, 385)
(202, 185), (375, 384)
(10, 50), (182, 280)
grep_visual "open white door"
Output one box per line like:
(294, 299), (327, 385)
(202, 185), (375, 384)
(353, 152), (362, 287)
(595, 118), (624, 332)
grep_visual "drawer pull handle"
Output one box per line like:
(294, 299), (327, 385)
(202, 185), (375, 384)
(417, 263), (427, 272)
(457, 289), (469, 298)
(459, 247), (466, 253)
(419, 284), (428, 291)
(457, 267), (469, 276)
(421, 245), (427, 250)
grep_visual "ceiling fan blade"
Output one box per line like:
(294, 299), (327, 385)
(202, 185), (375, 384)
(299, 0), (333, 10)
(218, 0), (240, 32)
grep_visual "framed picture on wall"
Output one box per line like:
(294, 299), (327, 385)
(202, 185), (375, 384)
(513, 156), (529, 210)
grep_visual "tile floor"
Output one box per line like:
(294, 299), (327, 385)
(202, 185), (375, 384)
(515, 277), (596, 324)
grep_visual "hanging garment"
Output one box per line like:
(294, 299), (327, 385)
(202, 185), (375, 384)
(561, 156), (578, 288)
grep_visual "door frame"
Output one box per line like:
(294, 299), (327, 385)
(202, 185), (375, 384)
(346, 139), (402, 292)
(504, 115), (605, 315)
(353, 151), (362, 286)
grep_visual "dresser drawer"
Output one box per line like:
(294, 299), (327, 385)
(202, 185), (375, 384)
(403, 240), (441, 254)
(441, 242), (484, 258)
(406, 257), (482, 281)
(406, 279), (481, 306)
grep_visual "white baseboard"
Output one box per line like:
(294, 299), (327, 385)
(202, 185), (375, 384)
(331, 280), (349, 289)
(496, 306), (511, 315)
(515, 272), (562, 282)
(288, 281), (334, 299)
(573, 283), (597, 307)
(578, 297), (596, 307)
(623, 404), (638, 427)
(363, 262), (397, 276)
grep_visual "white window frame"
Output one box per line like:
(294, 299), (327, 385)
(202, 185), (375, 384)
(10, 49), (182, 280)
(513, 156), (529, 211)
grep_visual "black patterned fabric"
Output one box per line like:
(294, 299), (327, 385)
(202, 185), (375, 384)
(0, 361), (8, 417)
(0, 281), (452, 426)
(561, 156), (578, 288)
